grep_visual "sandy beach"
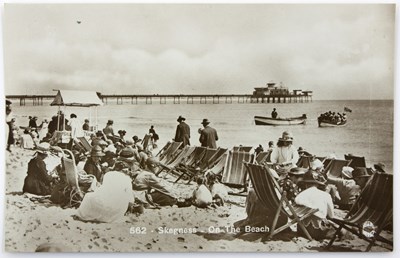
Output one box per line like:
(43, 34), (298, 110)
(3, 146), (393, 253)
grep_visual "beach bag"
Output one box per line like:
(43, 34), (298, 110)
(145, 190), (176, 207)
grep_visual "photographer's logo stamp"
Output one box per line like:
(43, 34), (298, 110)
(362, 221), (376, 238)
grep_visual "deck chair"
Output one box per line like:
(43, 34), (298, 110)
(255, 151), (271, 165)
(221, 151), (254, 188)
(141, 134), (152, 151)
(61, 149), (84, 206)
(75, 137), (92, 153)
(174, 147), (221, 183)
(327, 172), (393, 251)
(344, 154), (366, 169)
(156, 146), (196, 177)
(244, 163), (318, 240)
(155, 141), (172, 157)
(233, 146), (253, 152)
(324, 159), (352, 178)
(158, 141), (182, 164)
(205, 153), (228, 176)
(169, 147), (207, 181)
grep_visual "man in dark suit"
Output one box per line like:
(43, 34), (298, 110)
(199, 118), (218, 148)
(174, 115), (190, 147)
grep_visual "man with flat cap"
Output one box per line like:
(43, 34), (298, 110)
(199, 118), (218, 148)
(174, 115), (190, 147)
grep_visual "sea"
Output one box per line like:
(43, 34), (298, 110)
(8, 99), (394, 173)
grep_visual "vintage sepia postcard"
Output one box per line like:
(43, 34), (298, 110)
(2, 3), (395, 253)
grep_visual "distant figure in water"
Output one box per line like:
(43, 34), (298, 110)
(149, 125), (159, 143)
(271, 108), (278, 119)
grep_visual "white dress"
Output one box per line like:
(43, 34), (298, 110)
(77, 171), (134, 223)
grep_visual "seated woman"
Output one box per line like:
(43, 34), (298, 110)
(76, 170), (134, 223)
(295, 170), (335, 240)
(269, 131), (299, 174)
(20, 128), (35, 150)
(22, 143), (58, 195)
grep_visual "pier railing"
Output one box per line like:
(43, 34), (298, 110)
(5, 93), (312, 106)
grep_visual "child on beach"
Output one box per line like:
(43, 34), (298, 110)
(192, 177), (212, 208)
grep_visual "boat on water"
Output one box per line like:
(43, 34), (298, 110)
(318, 119), (347, 127)
(254, 114), (307, 126)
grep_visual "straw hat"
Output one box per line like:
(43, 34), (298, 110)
(288, 167), (308, 176)
(36, 142), (50, 154)
(311, 159), (324, 170)
(278, 131), (294, 142)
(374, 162), (386, 173)
(98, 140), (108, 146)
(125, 140), (134, 146)
(119, 148), (135, 158)
(89, 145), (105, 157)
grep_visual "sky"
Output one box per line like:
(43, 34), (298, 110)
(2, 4), (396, 99)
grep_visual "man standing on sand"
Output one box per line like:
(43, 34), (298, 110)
(199, 118), (218, 148)
(174, 115), (190, 147)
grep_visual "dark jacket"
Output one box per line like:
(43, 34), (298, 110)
(23, 157), (54, 195)
(175, 122), (191, 147)
(199, 126), (218, 148)
(84, 158), (104, 182)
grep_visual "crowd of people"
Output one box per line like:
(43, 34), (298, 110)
(318, 111), (347, 125)
(5, 103), (389, 241)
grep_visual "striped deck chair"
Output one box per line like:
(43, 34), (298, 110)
(158, 141), (182, 165)
(174, 147), (222, 183)
(327, 172), (393, 251)
(205, 153), (228, 175)
(233, 146), (253, 152)
(221, 151), (254, 188)
(255, 151), (271, 165)
(344, 154), (366, 169)
(155, 141), (172, 157)
(169, 147), (207, 180)
(244, 163), (318, 240)
(75, 137), (92, 153)
(156, 146), (196, 177)
(324, 159), (352, 178)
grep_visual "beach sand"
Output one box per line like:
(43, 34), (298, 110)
(4, 147), (392, 252)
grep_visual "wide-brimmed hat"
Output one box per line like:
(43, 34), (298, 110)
(352, 167), (371, 179)
(107, 120), (113, 125)
(300, 170), (326, 186)
(119, 148), (135, 158)
(374, 162), (386, 173)
(89, 145), (105, 157)
(311, 159), (324, 170)
(126, 140), (134, 146)
(341, 166), (354, 179)
(36, 142), (50, 154)
(177, 115), (186, 122)
(278, 131), (294, 142)
(288, 167), (308, 176)
(98, 140), (108, 146)
(201, 118), (210, 125)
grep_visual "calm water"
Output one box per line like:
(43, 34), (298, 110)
(9, 99), (394, 172)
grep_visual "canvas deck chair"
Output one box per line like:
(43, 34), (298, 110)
(61, 149), (84, 206)
(327, 172), (393, 251)
(156, 146), (196, 177)
(255, 151), (271, 165)
(244, 163), (318, 241)
(155, 141), (172, 157)
(221, 151), (254, 188)
(174, 147), (221, 183)
(141, 134), (152, 151)
(344, 154), (366, 169)
(168, 147), (207, 180)
(205, 153), (228, 176)
(233, 146), (253, 152)
(324, 159), (352, 178)
(158, 141), (182, 165)
(75, 136), (92, 153)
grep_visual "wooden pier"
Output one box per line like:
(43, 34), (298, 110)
(6, 93), (312, 106)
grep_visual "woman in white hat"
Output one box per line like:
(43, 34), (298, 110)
(22, 143), (57, 195)
(269, 131), (299, 173)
